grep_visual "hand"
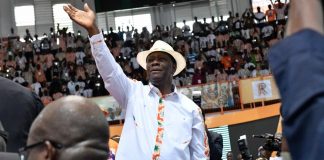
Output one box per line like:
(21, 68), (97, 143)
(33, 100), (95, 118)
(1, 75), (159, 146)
(63, 3), (99, 36)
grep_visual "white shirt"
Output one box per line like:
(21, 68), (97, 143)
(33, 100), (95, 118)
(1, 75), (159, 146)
(182, 25), (191, 37)
(13, 76), (25, 84)
(31, 82), (42, 95)
(130, 57), (140, 69)
(67, 81), (76, 95)
(89, 33), (209, 160)
(76, 51), (86, 65)
(262, 25), (274, 38)
(254, 12), (266, 23)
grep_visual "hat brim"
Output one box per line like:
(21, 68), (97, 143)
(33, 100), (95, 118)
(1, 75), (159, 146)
(137, 50), (186, 76)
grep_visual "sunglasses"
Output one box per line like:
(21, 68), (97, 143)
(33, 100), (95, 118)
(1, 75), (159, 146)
(18, 140), (64, 160)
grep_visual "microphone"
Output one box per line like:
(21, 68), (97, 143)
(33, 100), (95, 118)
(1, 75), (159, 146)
(252, 133), (274, 139)
(252, 134), (266, 138)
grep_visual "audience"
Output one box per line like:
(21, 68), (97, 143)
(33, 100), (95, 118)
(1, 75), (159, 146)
(21, 96), (109, 160)
(0, 4), (287, 105)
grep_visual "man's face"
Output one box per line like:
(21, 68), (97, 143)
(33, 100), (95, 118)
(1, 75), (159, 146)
(227, 152), (233, 160)
(146, 52), (176, 85)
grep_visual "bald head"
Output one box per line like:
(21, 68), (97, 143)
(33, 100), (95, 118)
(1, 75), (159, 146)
(27, 96), (109, 160)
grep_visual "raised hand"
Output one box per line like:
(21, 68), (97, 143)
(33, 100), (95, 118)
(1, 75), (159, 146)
(63, 3), (99, 36)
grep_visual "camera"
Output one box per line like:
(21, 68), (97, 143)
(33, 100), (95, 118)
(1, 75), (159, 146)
(237, 135), (253, 160)
(253, 133), (282, 151)
(192, 90), (202, 107)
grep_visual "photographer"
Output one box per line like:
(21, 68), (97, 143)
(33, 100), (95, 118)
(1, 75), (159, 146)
(253, 133), (282, 160)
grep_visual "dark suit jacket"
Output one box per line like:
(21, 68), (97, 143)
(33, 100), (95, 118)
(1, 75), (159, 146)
(0, 77), (43, 152)
(0, 121), (7, 151)
(207, 131), (223, 160)
(269, 29), (324, 160)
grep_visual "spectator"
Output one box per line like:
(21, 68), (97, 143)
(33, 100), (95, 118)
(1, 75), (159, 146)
(171, 21), (183, 39)
(15, 52), (27, 71)
(117, 26), (125, 42)
(40, 34), (51, 54)
(0, 76), (43, 152)
(21, 96), (109, 160)
(209, 16), (218, 32)
(75, 47), (86, 65)
(34, 64), (46, 84)
(182, 20), (191, 38)
(261, 23), (275, 40)
(67, 76), (76, 95)
(152, 25), (162, 40)
(217, 15), (228, 33)
(221, 52), (232, 70)
(40, 89), (53, 106)
(227, 12), (234, 31)
(194, 54), (205, 70)
(125, 26), (134, 41)
(186, 48), (198, 74)
(227, 151), (233, 160)
(270, 0), (288, 25)
(254, 7), (266, 24)
(265, 5), (277, 24)
(216, 68), (228, 82)
(192, 68), (206, 85)
(201, 18), (210, 34)
(233, 13), (243, 31)
(140, 27), (150, 44)
(66, 32), (75, 49)
(192, 17), (202, 36)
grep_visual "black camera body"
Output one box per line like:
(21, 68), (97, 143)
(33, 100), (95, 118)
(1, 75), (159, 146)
(237, 136), (253, 160)
(253, 133), (282, 152)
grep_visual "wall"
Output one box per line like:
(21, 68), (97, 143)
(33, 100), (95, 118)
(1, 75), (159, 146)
(0, 0), (95, 37)
(0, 0), (250, 37)
(0, 0), (16, 37)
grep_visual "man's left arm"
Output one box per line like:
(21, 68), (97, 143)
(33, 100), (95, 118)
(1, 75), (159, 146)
(189, 108), (209, 160)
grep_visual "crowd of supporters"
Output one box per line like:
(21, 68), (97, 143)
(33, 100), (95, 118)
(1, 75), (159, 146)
(0, 1), (289, 105)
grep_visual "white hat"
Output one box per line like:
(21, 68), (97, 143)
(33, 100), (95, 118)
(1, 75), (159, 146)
(136, 40), (186, 76)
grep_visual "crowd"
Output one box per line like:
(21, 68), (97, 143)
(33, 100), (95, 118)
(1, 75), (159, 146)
(0, 1), (288, 106)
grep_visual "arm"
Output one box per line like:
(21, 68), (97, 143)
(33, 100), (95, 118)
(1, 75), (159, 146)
(269, 29), (324, 160)
(269, 0), (274, 6)
(64, 4), (133, 108)
(269, 0), (324, 160)
(189, 107), (209, 160)
(242, 9), (248, 18)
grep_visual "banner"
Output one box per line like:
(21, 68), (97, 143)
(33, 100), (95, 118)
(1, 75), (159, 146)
(239, 76), (280, 104)
(252, 80), (272, 99)
(89, 96), (124, 121)
(179, 82), (236, 110)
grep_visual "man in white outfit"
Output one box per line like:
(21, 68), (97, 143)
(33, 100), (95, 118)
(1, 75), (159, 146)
(64, 3), (209, 160)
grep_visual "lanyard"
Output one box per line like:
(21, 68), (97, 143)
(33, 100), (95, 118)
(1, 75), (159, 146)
(152, 96), (165, 160)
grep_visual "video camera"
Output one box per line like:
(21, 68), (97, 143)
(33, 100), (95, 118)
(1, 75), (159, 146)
(253, 133), (282, 151)
(237, 135), (253, 160)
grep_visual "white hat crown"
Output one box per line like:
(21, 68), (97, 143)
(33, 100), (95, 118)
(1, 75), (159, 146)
(137, 40), (186, 76)
(150, 40), (174, 52)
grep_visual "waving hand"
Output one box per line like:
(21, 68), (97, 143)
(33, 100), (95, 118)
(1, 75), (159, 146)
(63, 3), (99, 36)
